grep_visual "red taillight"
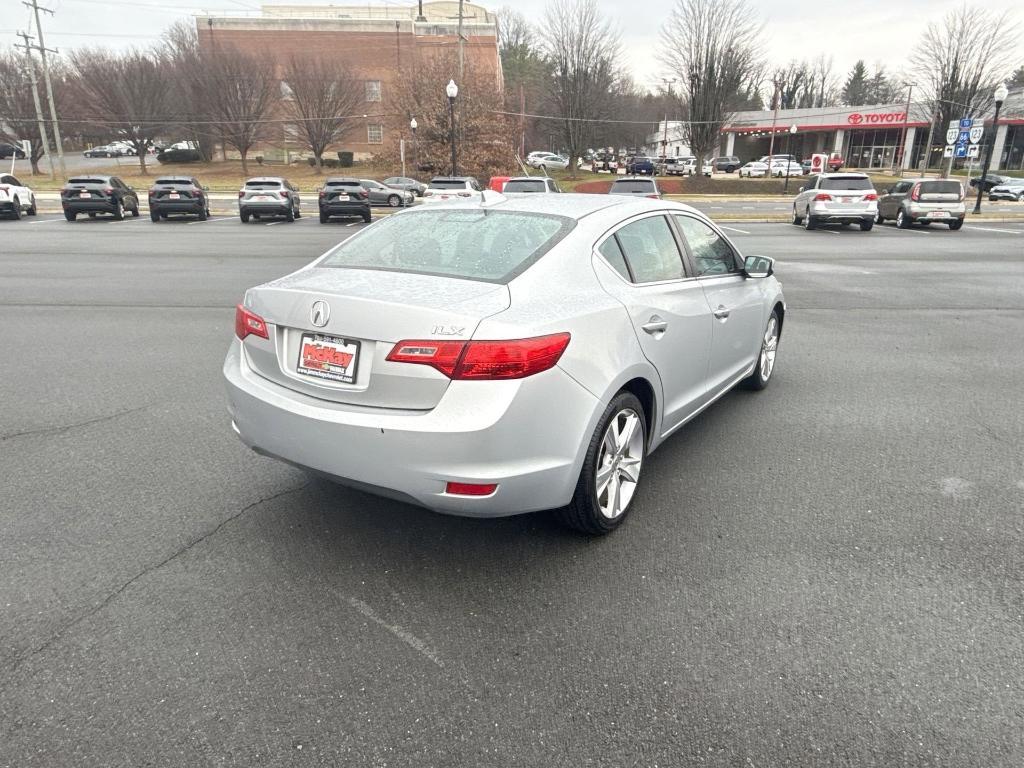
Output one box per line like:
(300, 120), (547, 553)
(863, 192), (878, 201)
(424, 190), (434, 197)
(279, 190), (289, 199)
(234, 304), (268, 340)
(192, 187), (202, 197)
(0, 185), (8, 194)
(318, 189), (326, 198)
(103, 187), (114, 195)
(445, 482), (497, 496)
(148, 190), (155, 197)
(386, 333), (570, 380)
(238, 190), (245, 198)
(646, 194), (659, 199)
(813, 193), (832, 201)
(910, 183), (921, 201)
(458, 191), (472, 197)
(359, 190), (368, 199)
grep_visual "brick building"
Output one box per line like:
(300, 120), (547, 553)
(195, 2), (502, 159)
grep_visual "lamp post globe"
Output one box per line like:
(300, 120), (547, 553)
(409, 118), (418, 174)
(446, 80), (458, 177)
(973, 82), (1008, 214)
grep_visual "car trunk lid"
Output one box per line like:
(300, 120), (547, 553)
(241, 268), (510, 410)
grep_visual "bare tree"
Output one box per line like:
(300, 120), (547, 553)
(811, 55), (837, 108)
(190, 47), (278, 176)
(67, 48), (177, 174)
(0, 49), (51, 175)
(912, 5), (1019, 162)
(161, 20), (212, 161)
(773, 60), (812, 109)
(659, 0), (762, 165)
(281, 54), (361, 173)
(537, 0), (622, 178)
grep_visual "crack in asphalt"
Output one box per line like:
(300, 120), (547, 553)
(0, 403), (155, 442)
(0, 481), (310, 687)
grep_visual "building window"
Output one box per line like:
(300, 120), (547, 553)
(365, 80), (381, 102)
(367, 124), (383, 144)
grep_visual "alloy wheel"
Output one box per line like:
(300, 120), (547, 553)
(595, 408), (644, 520)
(759, 315), (779, 382)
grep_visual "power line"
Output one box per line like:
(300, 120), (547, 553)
(22, 0), (66, 177)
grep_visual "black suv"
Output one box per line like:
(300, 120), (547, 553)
(148, 176), (209, 221)
(61, 175), (140, 221)
(318, 177), (372, 223)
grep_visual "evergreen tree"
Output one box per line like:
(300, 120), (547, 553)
(842, 60), (869, 106)
(1008, 65), (1024, 90)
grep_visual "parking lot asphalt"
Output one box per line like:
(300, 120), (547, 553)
(1, 215), (1023, 767)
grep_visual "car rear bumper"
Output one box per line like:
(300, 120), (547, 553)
(905, 204), (966, 221)
(223, 339), (598, 517)
(240, 202), (291, 215)
(152, 200), (204, 214)
(320, 203), (370, 217)
(62, 199), (117, 213)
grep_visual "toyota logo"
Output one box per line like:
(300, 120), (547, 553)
(310, 300), (330, 328)
(847, 113), (864, 125)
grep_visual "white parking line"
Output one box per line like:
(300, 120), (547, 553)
(27, 218), (64, 224)
(189, 216), (234, 224)
(718, 225), (751, 234)
(965, 225), (1023, 234)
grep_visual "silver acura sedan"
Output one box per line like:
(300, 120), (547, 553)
(224, 195), (785, 534)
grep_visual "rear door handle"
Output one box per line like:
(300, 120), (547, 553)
(641, 317), (668, 335)
(713, 305), (731, 320)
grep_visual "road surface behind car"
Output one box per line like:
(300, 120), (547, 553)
(1, 218), (1022, 767)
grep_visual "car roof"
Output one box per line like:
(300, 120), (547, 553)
(612, 176), (657, 183)
(430, 176), (477, 182)
(506, 176), (553, 182)
(324, 177), (362, 183)
(245, 176), (287, 182)
(820, 172), (868, 178)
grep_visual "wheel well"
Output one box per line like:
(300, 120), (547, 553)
(774, 302), (786, 337)
(620, 377), (656, 446)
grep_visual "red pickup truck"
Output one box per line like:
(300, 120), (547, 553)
(802, 153), (844, 173)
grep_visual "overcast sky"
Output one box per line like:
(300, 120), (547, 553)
(3, 0), (1021, 90)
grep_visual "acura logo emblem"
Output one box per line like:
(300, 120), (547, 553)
(311, 300), (330, 327)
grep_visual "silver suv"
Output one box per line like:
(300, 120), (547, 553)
(877, 178), (965, 230)
(238, 177), (301, 223)
(792, 173), (877, 231)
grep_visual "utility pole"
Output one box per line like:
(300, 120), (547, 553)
(766, 78), (781, 164)
(15, 32), (55, 179)
(24, 0), (66, 179)
(457, 0), (465, 80)
(661, 77), (676, 164)
(918, 104), (938, 177)
(895, 83), (914, 177)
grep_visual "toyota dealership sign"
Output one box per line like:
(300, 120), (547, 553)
(847, 111), (908, 125)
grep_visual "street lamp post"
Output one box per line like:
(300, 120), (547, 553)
(973, 82), (1008, 215)
(446, 79), (458, 177)
(661, 77), (676, 167)
(784, 124), (797, 192)
(409, 117), (418, 174)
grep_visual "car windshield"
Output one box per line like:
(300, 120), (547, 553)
(68, 178), (106, 184)
(326, 181), (361, 187)
(920, 181), (962, 194)
(246, 181), (282, 189)
(503, 180), (547, 193)
(430, 179), (470, 189)
(320, 209), (575, 283)
(155, 178), (191, 185)
(611, 181), (656, 193)
(820, 177), (873, 190)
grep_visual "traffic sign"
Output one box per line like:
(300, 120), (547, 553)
(955, 145), (968, 158)
(957, 130), (970, 144)
(967, 144), (980, 158)
(948, 120), (959, 131)
(943, 145), (955, 158)
(959, 117), (973, 129)
(969, 126), (984, 144)
(945, 128), (959, 144)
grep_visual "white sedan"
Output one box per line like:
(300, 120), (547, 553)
(770, 160), (804, 178)
(0, 172), (38, 219)
(738, 162), (769, 178)
(224, 194), (786, 534)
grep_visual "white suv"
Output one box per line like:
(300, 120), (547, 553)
(792, 173), (878, 231)
(0, 173), (37, 219)
(422, 176), (483, 203)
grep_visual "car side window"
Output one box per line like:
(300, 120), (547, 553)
(894, 181), (912, 194)
(803, 175), (817, 190)
(597, 236), (632, 281)
(673, 215), (740, 277)
(9, 175), (21, 186)
(613, 216), (685, 283)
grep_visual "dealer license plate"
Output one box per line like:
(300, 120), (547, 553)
(169, 192), (180, 199)
(927, 211), (949, 218)
(296, 333), (359, 384)
(336, 193), (349, 201)
(254, 194), (272, 201)
(79, 191), (89, 198)
(840, 196), (852, 203)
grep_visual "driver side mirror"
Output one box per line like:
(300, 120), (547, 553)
(744, 255), (774, 278)
(883, 189), (890, 195)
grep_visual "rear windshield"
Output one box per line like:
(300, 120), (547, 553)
(430, 179), (470, 189)
(68, 177), (105, 185)
(820, 177), (873, 190)
(326, 181), (362, 187)
(155, 178), (191, 185)
(611, 180), (656, 193)
(503, 180), (546, 193)
(920, 181), (962, 194)
(246, 180), (282, 189)
(321, 209), (575, 283)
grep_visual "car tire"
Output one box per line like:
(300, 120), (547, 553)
(88, 212), (97, 218)
(792, 206), (803, 225)
(112, 199), (123, 220)
(64, 210), (76, 222)
(27, 197), (37, 216)
(742, 309), (780, 391)
(130, 203), (140, 218)
(875, 211), (885, 224)
(949, 219), (963, 231)
(363, 213), (372, 223)
(150, 209), (160, 222)
(319, 212), (329, 223)
(387, 194), (401, 207)
(1018, 193), (1024, 203)
(198, 207), (208, 221)
(860, 220), (873, 232)
(10, 197), (20, 220)
(284, 205), (294, 222)
(896, 209), (911, 229)
(294, 204), (301, 219)
(558, 391), (646, 536)
(803, 208), (815, 230)
(240, 211), (250, 223)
